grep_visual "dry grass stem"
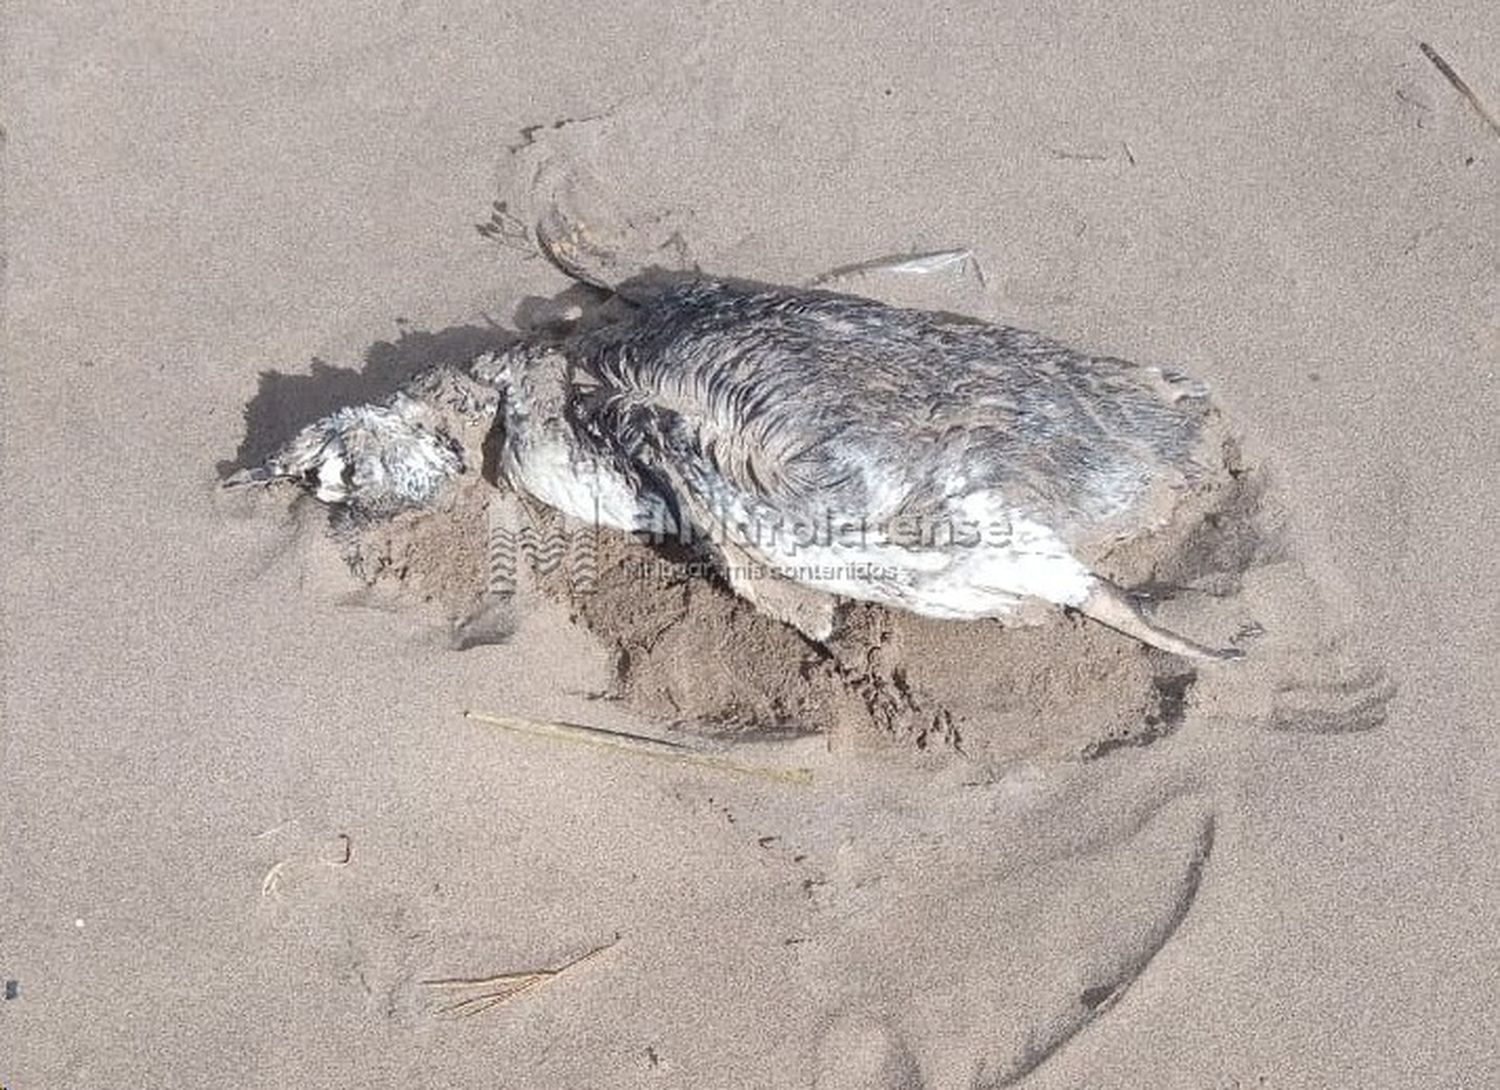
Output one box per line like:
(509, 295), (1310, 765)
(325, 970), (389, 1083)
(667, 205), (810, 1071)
(420, 941), (616, 1018)
(1420, 41), (1500, 140)
(463, 709), (814, 786)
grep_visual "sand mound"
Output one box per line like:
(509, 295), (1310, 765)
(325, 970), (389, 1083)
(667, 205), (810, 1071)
(321, 424), (1287, 767)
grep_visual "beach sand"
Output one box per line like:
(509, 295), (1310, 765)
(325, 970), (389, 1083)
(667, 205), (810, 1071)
(3, 2), (1497, 1086)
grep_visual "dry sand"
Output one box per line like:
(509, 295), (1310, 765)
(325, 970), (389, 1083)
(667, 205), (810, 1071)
(3, 2), (1498, 1087)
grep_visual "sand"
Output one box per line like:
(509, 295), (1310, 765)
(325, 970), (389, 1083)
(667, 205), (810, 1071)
(3, 2), (1498, 1087)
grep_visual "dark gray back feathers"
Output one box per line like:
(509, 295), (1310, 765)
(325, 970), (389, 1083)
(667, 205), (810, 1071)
(556, 281), (1213, 545)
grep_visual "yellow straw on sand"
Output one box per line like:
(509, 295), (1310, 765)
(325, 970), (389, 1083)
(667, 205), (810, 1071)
(420, 941), (615, 1018)
(463, 709), (814, 786)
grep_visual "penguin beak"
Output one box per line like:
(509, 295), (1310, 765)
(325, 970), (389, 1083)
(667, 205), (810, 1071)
(222, 465), (274, 488)
(220, 424), (344, 497)
(221, 456), (345, 501)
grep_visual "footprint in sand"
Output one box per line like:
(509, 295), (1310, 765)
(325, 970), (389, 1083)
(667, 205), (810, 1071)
(794, 763), (1214, 1090)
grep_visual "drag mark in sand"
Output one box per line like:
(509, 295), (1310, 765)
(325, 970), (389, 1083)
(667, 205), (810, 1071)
(999, 814), (1217, 1087)
(812, 796), (1219, 1089)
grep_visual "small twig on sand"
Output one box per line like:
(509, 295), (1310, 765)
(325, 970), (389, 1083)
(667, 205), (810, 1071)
(463, 709), (814, 786)
(1419, 41), (1500, 140)
(421, 941), (616, 1018)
